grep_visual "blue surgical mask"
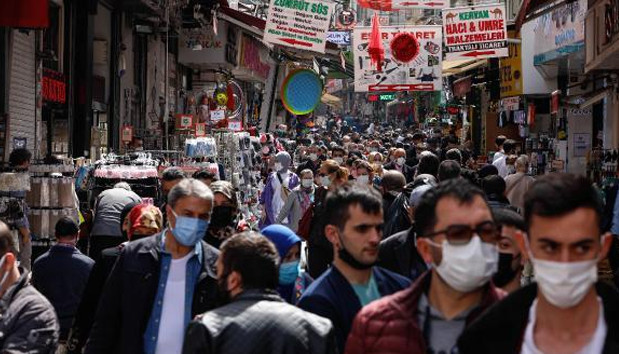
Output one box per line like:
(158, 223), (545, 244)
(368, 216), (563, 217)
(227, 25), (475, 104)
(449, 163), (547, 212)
(279, 260), (300, 285)
(170, 209), (210, 247)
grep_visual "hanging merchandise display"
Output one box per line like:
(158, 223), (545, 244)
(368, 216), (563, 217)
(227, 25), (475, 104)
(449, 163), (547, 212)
(263, 0), (335, 53)
(368, 14), (385, 71)
(443, 3), (508, 61)
(281, 69), (323, 115)
(353, 26), (443, 92)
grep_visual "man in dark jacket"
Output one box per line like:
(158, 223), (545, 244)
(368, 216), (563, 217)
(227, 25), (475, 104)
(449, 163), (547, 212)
(85, 179), (219, 354)
(32, 217), (94, 341)
(298, 184), (410, 353)
(378, 227), (427, 281)
(183, 232), (336, 354)
(383, 148), (414, 182)
(0, 221), (59, 352)
(346, 179), (504, 354)
(296, 144), (322, 175)
(459, 174), (619, 353)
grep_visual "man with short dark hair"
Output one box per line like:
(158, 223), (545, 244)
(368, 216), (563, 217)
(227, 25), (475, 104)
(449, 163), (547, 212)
(297, 145), (322, 175)
(160, 167), (187, 223)
(459, 173), (619, 353)
(445, 148), (463, 164)
(183, 232), (336, 354)
(85, 179), (219, 354)
(0, 221), (59, 352)
(414, 151), (440, 179)
(492, 135), (507, 163)
(493, 139), (516, 177)
(32, 217), (94, 342)
(438, 160), (461, 182)
(298, 184), (409, 353)
(346, 179), (504, 354)
(192, 169), (216, 186)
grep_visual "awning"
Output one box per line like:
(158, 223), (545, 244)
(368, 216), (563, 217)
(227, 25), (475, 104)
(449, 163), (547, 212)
(219, 6), (266, 37)
(0, 0), (48, 28)
(321, 93), (342, 108)
(443, 59), (488, 77)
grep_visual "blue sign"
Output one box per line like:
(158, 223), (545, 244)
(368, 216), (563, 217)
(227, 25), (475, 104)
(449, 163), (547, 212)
(326, 31), (351, 46)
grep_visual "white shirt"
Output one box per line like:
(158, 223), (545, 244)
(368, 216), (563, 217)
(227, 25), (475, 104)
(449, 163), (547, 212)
(521, 298), (607, 354)
(154, 251), (192, 354)
(493, 155), (508, 178)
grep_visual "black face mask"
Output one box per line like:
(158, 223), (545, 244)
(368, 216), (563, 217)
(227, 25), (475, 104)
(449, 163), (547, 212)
(337, 234), (375, 270)
(210, 206), (236, 229)
(492, 252), (521, 287)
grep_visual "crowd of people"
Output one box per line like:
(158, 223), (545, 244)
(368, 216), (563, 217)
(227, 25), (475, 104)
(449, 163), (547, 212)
(0, 125), (618, 354)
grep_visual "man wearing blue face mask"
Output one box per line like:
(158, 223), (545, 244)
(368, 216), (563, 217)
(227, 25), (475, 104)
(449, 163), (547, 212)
(261, 224), (313, 304)
(85, 179), (220, 354)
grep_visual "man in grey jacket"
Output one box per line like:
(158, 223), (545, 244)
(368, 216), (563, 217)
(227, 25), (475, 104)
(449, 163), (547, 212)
(183, 231), (336, 354)
(0, 221), (59, 353)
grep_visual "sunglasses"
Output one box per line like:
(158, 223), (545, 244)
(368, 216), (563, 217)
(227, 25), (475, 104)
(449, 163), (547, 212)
(423, 221), (500, 245)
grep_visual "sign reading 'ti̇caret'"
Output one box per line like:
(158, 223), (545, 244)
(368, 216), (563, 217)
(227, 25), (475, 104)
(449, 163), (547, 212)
(443, 3), (508, 61)
(264, 0), (335, 53)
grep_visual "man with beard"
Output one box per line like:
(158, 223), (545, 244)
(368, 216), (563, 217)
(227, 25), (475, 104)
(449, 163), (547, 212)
(491, 208), (526, 293)
(298, 184), (409, 353)
(182, 232), (336, 354)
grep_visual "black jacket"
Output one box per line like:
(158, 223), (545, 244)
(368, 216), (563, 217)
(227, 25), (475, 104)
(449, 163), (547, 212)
(84, 233), (219, 354)
(458, 282), (619, 354)
(378, 227), (427, 281)
(383, 161), (414, 183)
(183, 289), (337, 354)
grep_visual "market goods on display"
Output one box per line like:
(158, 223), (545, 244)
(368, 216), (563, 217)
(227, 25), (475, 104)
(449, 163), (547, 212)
(264, 0), (335, 53)
(281, 69), (323, 115)
(353, 25), (442, 92)
(442, 3), (508, 61)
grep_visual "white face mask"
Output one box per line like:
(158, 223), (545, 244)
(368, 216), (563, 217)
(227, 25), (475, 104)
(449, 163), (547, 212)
(302, 179), (314, 188)
(356, 175), (370, 185)
(396, 157), (406, 166)
(274, 162), (283, 172)
(334, 157), (344, 165)
(321, 176), (332, 187)
(431, 236), (498, 293)
(530, 256), (598, 309)
(309, 153), (318, 162)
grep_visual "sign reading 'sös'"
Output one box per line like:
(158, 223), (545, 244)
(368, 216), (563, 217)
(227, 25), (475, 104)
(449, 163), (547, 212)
(443, 3), (508, 61)
(264, 0), (335, 53)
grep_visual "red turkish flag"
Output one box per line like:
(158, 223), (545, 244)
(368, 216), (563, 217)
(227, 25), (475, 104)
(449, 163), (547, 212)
(368, 14), (384, 72)
(0, 0), (49, 28)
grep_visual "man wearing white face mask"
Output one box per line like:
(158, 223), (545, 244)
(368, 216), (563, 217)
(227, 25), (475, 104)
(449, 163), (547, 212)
(346, 179), (505, 354)
(459, 173), (618, 354)
(383, 148), (414, 183)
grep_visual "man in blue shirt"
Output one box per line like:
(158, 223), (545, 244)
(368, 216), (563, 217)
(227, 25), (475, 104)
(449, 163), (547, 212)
(84, 179), (219, 354)
(33, 217), (93, 342)
(298, 184), (410, 353)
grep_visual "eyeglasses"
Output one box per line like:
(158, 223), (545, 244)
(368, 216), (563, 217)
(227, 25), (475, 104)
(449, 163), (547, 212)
(423, 221), (500, 245)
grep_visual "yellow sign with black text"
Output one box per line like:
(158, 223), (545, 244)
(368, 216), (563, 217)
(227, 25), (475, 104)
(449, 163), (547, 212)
(500, 30), (522, 98)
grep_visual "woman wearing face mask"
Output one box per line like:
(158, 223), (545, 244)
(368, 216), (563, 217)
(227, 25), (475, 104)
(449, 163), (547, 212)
(259, 152), (300, 229)
(276, 170), (315, 233)
(205, 181), (247, 249)
(261, 224), (313, 304)
(354, 161), (375, 188)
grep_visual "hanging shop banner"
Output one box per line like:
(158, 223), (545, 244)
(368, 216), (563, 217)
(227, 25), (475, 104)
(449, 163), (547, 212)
(442, 3), (508, 61)
(239, 34), (271, 80)
(500, 30), (522, 98)
(357, 0), (446, 10)
(353, 26), (442, 92)
(42, 68), (66, 104)
(327, 31), (351, 45)
(264, 0), (335, 53)
(533, 0), (586, 65)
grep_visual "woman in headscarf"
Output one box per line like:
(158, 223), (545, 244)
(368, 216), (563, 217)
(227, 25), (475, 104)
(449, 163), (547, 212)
(276, 169), (315, 234)
(204, 180), (248, 248)
(259, 151), (300, 228)
(261, 224), (313, 304)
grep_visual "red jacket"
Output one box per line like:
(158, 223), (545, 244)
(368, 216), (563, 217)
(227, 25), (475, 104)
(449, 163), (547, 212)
(345, 271), (506, 354)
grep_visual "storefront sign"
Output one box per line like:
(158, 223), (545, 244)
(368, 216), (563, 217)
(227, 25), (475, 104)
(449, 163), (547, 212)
(533, 0), (586, 65)
(573, 133), (590, 157)
(379, 93), (396, 101)
(12, 137), (26, 149)
(357, 0), (446, 10)
(175, 114), (193, 129)
(179, 21), (227, 65)
(500, 96), (520, 110)
(228, 120), (242, 131)
(121, 125), (133, 143)
(264, 0), (335, 53)
(353, 25), (442, 92)
(443, 4), (508, 61)
(42, 68), (66, 104)
(326, 79), (344, 93)
(368, 94), (379, 102)
(335, 8), (356, 29)
(326, 31), (351, 45)
(500, 30), (522, 98)
(195, 123), (206, 137)
(210, 109), (225, 121)
(239, 34), (271, 80)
